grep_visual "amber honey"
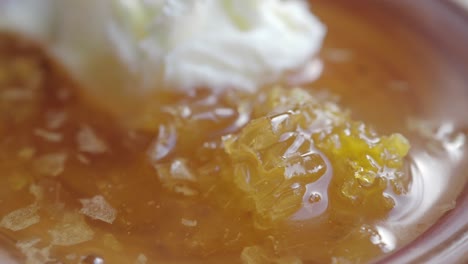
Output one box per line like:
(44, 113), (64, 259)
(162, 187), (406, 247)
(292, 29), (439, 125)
(1, 1), (467, 263)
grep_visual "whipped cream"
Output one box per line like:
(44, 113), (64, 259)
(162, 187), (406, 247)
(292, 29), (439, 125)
(0, 0), (325, 105)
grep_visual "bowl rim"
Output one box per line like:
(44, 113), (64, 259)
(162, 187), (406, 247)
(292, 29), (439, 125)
(372, 1), (468, 263)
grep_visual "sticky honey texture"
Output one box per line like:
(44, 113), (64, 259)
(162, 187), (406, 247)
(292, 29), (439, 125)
(0, 39), (410, 263)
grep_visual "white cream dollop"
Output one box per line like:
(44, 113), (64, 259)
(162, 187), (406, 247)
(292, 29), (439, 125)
(0, 0), (325, 106)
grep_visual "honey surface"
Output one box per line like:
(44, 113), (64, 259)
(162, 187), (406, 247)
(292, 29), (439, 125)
(1, 1), (468, 264)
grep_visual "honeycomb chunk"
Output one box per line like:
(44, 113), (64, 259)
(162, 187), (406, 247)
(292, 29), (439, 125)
(221, 87), (410, 227)
(316, 123), (410, 217)
(223, 117), (328, 228)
